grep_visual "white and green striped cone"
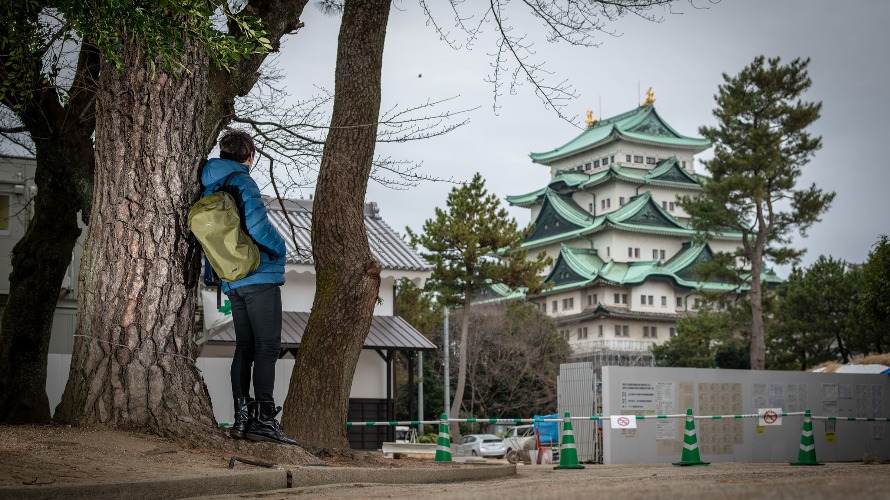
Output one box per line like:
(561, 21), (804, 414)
(554, 411), (585, 470)
(435, 413), (452, 463)
(673, 408), (709, 466)
(790, 408), (823, 466)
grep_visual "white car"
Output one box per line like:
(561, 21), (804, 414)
(461, 434), (506, 459)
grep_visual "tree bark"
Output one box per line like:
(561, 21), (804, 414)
(54, 38), (215, 439)
(282, 0), (390, 450)
(449, 298), (471, 441)
(0, 42), (97, 424)
(749, 245), (766, 370)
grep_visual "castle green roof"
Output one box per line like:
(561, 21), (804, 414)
(529, 106), (711, 164)
(521, 191), (743, 249)
(506, 157), (703, 208)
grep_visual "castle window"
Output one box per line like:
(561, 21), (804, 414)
(621, 294), (628, 304)
(646, 157), (656, 164)
(614, 293), (620, 304)
(634, 155), (643, 163)
(643, 326), (650, 337)
(619, 196), (625, 206)
(598, 325), (604, 337)
(660, 250), (666, 260)
(552, 300), (558, 311)
(579, 327), (588, 339)
(651, 327), (658, 338)
(585, 162), (592, 170)
(622, 325), (630, 337)
(614, 325), (621, 337)
(661, 296), (667, 306)
(670, 327), (677, 338)
(594, 160), (600, 168)
(601, 157), (608, 166)
(626, 154), (632, 162)
(611, 155), (615, 164)
(676, 297), (683, 308)
(634, 248), (640, 258)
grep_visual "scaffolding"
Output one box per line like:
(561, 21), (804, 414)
(569, 339), (654, 377)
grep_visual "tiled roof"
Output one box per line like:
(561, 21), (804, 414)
(209, 312), (437, 351)
(529, 105), (711, 163)
(265, 198), (431, 272)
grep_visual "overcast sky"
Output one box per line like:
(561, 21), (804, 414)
(275, 0), (890, 275)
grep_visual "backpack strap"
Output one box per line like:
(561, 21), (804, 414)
(219, 171), (246, 192)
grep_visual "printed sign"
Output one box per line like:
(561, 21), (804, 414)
(758, 408), (782, 426)
(611, 415), (637, 430)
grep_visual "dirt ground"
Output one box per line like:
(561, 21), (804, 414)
(0, 424), (447, 488)
(3, 424), (889, 500)
(206, 462), (890, 500)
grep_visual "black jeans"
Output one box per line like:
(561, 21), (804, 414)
(226, 284), (282, 402)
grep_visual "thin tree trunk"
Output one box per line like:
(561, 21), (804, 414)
(449, 299), (471, 441)
(749, 249), (766, 370)
(282, 0), (390, 450)
(0, 42), (98, 424)
(55, 38), (214, 440)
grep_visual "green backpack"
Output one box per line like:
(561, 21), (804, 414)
(188, 172), (260, 282)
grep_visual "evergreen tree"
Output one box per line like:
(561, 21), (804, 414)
(858, 235), (890, 354)
(407, 172), (550, 439)
(681, 56), (835, 370)
(769, 257), (855, 370)
(653, 309), (732, 368)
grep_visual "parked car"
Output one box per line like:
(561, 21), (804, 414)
(461, 434), (506, 459)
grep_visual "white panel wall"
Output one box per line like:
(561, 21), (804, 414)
(602, 366), (889, 464)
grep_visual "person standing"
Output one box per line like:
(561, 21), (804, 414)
(200, 130), (296, 445)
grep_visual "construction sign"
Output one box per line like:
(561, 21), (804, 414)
(758, 408), (783, 426)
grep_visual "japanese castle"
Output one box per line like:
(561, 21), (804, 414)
(490, 91), (780, 368)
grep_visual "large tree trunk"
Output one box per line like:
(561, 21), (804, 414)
(282, 0), (390, 450)
(55, 38), (214, 439)
(0, 43), (98, 424)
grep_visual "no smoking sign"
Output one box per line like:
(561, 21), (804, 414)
(758, 408), (783, 426)
(611, 414), (638, 429)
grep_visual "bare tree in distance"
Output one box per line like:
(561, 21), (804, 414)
(419, 0), (694, 121)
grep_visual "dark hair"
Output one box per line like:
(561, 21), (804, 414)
(218, 130), (255, 164)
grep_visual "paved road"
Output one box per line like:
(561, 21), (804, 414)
(195, 462), (890, 499)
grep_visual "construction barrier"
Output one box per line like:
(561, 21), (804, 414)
(346, 410), (889, 465)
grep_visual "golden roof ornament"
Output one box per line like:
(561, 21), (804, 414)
(642, 87), (655, 107)
(585, 110), (597, 127)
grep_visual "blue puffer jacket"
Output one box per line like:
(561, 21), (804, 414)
(200, 158), (286, 292)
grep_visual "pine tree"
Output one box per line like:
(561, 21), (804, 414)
(407, 172), (550, 439)
(681, 56), (835, 370)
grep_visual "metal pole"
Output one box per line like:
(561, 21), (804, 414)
(444, 306), (450, 418)
(418, 351), (424, 435)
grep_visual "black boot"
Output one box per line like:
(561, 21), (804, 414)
(245, 401), (298, 445)
(229, 396), (253, 439)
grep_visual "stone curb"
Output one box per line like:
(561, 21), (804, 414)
(0, 469), (288, 500)
(0, 464), (516, 499)
(290, 463), (516, 487)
